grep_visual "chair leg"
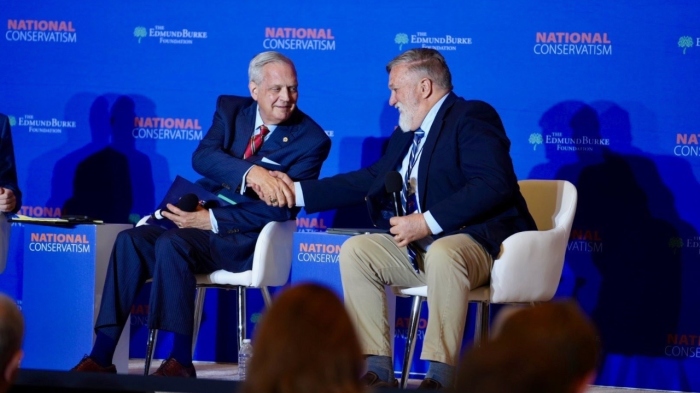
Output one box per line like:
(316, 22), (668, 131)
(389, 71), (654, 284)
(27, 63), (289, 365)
(261, 286), (272, 308)
(474, 302), (483, 345)
(474, 302), (490, 345)
(481, 302), (490, 340)
(401, 295), (424, 389)
(192, 287), (206, 356)
(238, 286), (247, 351)
(144, 328), (157, 375)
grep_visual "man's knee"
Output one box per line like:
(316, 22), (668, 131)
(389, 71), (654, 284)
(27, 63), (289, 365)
(115, 225), (159, 248)
(154, 229), (182, 253)
(115, 227), (139, 246)
(426, 238), (462, 262)
(339, 235), (364, 269)
(112, 228), (153, 259)
(424, 237), (473, 275)
(339, 235), (387, 278)
(153, 230), (200, 274)
(340, 234), (364, 254)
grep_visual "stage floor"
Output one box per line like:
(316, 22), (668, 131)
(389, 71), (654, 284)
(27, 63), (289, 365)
(129, 359), (673, 392)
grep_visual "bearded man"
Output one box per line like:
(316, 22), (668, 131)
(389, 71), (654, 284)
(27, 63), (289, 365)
(266, 48), (536, 389)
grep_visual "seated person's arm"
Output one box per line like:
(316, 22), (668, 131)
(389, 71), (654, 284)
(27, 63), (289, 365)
(0, 116), (21, 213)
(211, 135), (331, 234)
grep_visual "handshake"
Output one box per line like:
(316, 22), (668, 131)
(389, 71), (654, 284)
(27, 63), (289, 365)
(246, 167), (297, 208)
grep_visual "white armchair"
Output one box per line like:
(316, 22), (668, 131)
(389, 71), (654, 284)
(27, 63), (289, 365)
(398, 179), (578, 388)
(142, 219), (297, 374)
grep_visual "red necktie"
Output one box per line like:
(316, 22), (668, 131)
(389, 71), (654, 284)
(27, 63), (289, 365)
(243, 125), (270, 159)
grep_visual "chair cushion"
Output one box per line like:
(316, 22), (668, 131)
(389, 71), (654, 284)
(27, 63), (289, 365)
(195, 270), (252, 287)
(398, 285), (490, 302)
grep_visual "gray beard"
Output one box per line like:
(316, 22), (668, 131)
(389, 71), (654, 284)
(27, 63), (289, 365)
(397, 108), (414, 132)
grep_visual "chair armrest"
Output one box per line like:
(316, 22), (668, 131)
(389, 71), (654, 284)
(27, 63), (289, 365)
(250, 220), (297, 287)
(490, 228), (568, 303)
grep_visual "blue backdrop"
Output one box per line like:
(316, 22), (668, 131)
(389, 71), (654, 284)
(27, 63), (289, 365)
(1, 0), (700, 390)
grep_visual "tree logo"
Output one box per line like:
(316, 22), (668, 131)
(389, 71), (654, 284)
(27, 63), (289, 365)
(529, 133), (543, 150)
(395, 33), (408, 50)
(134, 26), (147, 43)
(8, 116), (16, 127)
(678, 36), (693, 54)
(668, 237), (683, 255)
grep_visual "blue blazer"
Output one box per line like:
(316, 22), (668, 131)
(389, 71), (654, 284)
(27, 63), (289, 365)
(0, 114), (21, 214)
(301, 93), (535, 258)
(192, 96), (331, 270)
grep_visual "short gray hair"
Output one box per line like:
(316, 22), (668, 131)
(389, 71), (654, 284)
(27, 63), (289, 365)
(248, 51), (296, 84)
(386, 48), (453, 91)
(0, 294), (23, 374)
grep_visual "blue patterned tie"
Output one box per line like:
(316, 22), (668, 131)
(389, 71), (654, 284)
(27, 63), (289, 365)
(403, 129), (425, 272)
(402, 129), (425, 213)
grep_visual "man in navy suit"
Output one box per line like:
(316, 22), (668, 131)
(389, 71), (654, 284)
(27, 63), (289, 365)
(269, 48), (536, 389)
(72, 51), (331, 377)
(0, 114), (21, 214)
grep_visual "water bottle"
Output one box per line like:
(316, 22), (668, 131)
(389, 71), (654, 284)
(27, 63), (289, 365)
(238, 339), (253, 380)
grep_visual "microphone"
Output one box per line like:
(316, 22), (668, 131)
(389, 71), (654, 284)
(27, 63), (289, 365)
(152, 193), (199, 220)
(385, 171), (404, 217)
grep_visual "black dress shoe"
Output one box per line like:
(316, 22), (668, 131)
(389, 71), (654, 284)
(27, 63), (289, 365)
(360, 371), (399, 388)
(71, 356), (117, 373)
(418, 377), (444, 390)
(151, 357), (196, 378)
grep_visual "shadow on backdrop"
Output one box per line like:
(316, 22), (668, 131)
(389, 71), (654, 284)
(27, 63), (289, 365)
(59, 94), (169, 223)
(529, 100), (699, 367)
(34, 93), (103, 216)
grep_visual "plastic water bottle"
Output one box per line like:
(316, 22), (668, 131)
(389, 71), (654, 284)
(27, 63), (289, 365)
(238, 339), (253, 380)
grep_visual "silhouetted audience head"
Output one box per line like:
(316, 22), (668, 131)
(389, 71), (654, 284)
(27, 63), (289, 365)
(242, 283), (364, 393)
(456, 301), (599, 393)
(0, 294), (23, 393)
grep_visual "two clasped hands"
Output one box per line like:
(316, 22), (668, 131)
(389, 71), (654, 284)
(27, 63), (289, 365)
(158, 166), (430, 247)
(157, 165), (294, 232)
(250, 169), (432, 248)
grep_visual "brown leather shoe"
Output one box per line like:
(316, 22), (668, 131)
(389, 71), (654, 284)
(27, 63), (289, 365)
(151, 357), (196, 378)
(70, 356), (116, 373)
(418, 377), (443, 390)
(360, 371), (398, 388)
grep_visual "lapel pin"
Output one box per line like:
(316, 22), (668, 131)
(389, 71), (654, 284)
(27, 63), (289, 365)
(283, 137), (289, 142)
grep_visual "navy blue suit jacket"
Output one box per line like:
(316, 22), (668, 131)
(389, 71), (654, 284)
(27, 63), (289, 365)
(0, 114), (21, 214)
(301, 93), (535, 258)
(192, 96), (330, 271)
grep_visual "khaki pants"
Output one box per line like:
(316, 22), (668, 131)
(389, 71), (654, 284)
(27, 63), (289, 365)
(339, 233), (491, 366)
